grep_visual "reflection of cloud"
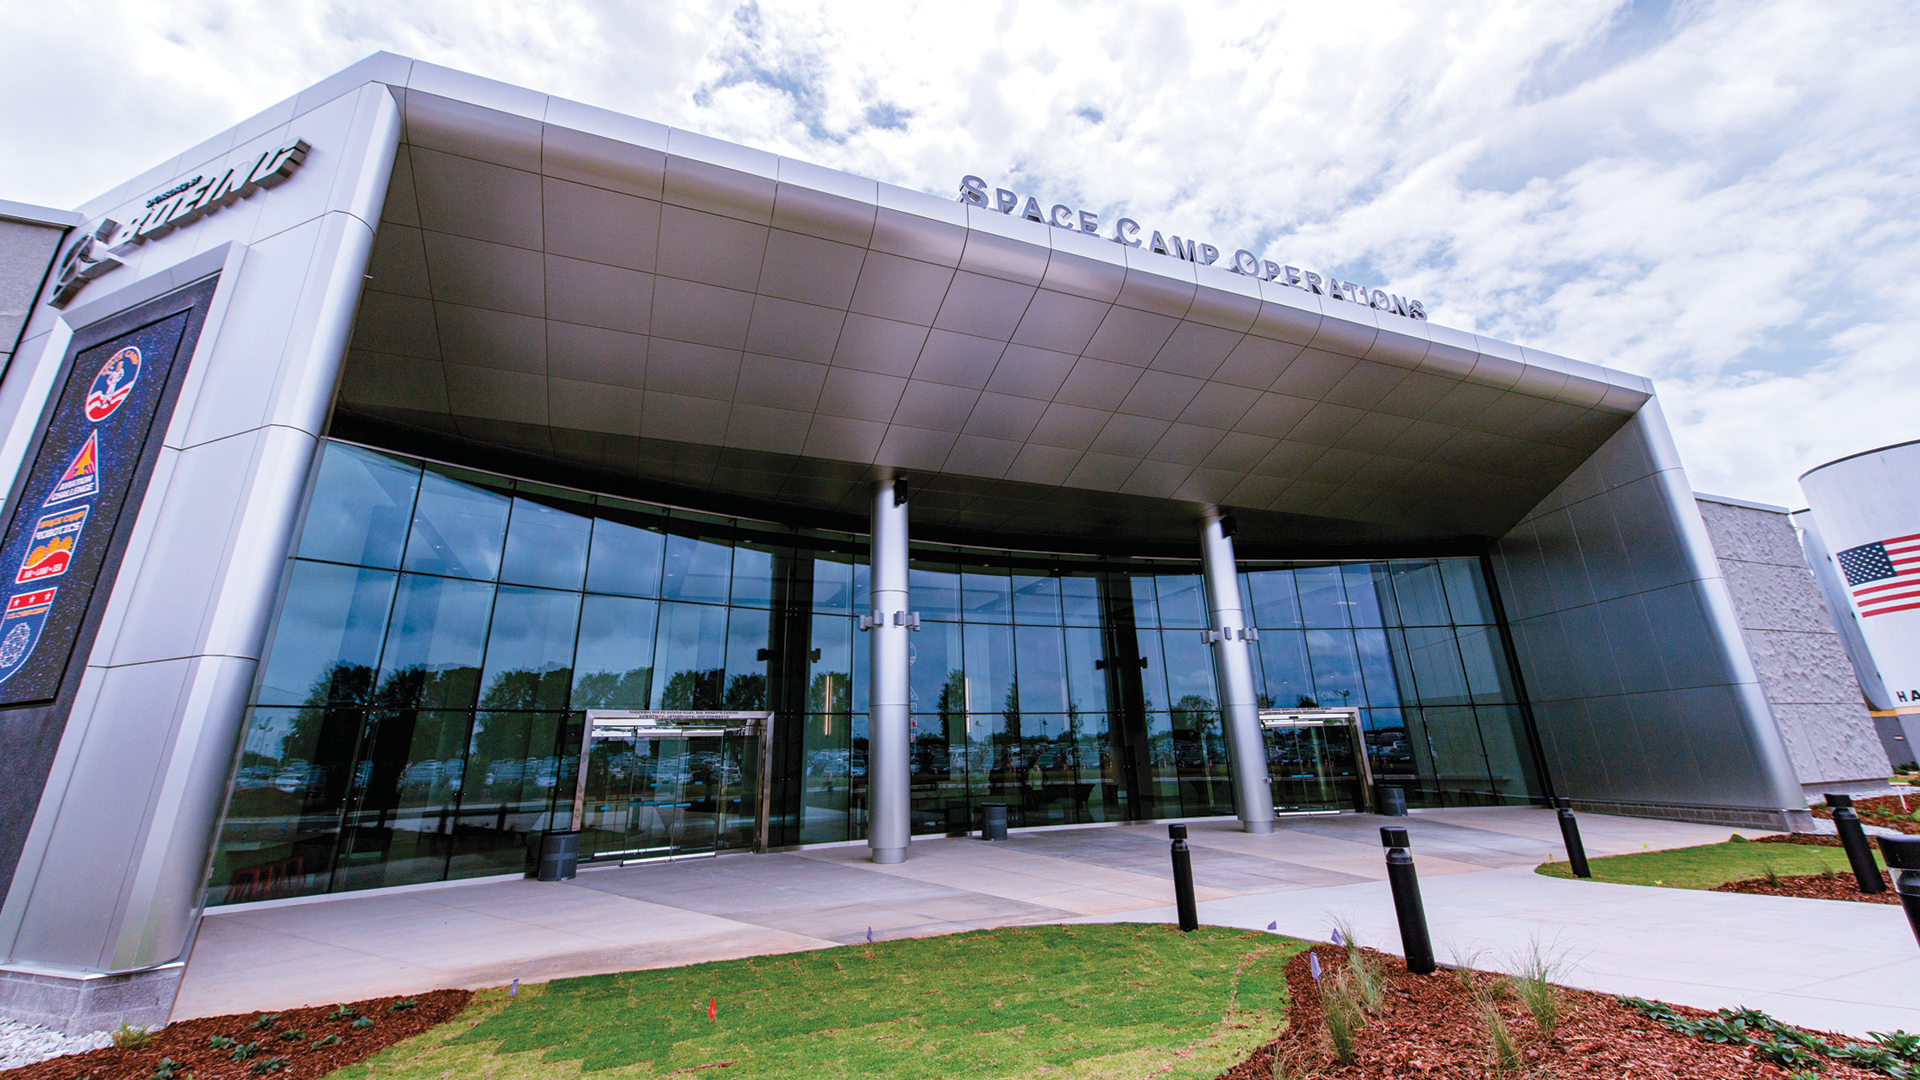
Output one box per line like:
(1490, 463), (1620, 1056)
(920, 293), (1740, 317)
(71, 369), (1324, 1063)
(9, 1), (1920, 505)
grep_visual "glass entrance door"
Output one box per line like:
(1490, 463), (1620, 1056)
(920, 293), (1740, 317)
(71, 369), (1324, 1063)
(579, 734), (729, 861)
(1259, 710), (1373, 814)
(573, 711), (769, 864)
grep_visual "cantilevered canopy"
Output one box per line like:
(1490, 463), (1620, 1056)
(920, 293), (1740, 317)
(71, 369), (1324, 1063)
(337, 60), (1651, 552)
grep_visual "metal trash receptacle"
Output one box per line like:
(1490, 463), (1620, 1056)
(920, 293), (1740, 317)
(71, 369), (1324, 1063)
(980, 803), (1008, 841)
(537, 829), (580, 881)
(1378, 785), (1408, 817)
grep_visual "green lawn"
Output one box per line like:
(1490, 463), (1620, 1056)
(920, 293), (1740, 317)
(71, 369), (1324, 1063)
(1536, 835), (1886, 889)
(329, 924), (1304, 1080)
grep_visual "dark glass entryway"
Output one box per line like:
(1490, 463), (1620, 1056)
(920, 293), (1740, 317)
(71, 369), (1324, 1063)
(1260, 709), (1374, 814)
(572, 711), (769, 863)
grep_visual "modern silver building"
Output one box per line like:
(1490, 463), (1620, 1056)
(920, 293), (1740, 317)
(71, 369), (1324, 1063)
(0, 54), (1884, 1032)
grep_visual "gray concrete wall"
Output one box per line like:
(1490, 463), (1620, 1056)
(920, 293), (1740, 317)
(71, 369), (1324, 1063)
(1490, 399), (1810, 830)
(1694, 496), (1890, 792)
(0, 212), (71, 381)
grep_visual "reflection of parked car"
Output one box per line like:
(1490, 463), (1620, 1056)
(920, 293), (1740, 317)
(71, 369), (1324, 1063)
(235, 764), (277, 789)
(271, 762), (322, 793)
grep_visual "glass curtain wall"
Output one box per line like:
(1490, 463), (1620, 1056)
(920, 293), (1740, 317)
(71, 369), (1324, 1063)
(208, 440), (1542, 904)
(1242, 560), (1542, 807)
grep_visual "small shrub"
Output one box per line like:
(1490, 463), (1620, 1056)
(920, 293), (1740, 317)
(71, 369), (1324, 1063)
(229, 1040), (262, 1061)
(325, 1006), (357, 1021)
(1321, 972), (1364, 1065)
(387, 998), (417, 1012)
(247, 1056), (290, 1074)
(111, 1022), (154, 1049)
(1474, 994), (1521, 1074)
(310, 1034), (342, 1050)
(208, 1035), (236, 1050)
(1510, 934), (1568, 1036)
(148, 1057), (180, 1080)
(1870, 1029), (1920, 1061)
(276, 1029), (305, 1041)
(1761, 862), (1781, 886)
(248, 1013), (281, 1031)
(351, 1016), (374, 1030)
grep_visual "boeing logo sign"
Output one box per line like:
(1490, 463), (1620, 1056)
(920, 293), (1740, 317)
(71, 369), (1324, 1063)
(48, 138), (311, 309)
(958, 175), (1427, 321)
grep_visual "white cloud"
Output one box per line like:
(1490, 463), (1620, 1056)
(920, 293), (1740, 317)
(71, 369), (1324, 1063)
(3, 0), (1918, 506)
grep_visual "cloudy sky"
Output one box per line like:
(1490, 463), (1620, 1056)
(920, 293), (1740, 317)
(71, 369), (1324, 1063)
(5, 0), (1918, 507)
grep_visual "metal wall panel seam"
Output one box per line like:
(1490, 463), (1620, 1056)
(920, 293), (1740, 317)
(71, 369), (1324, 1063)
(1639, 398), (1806, 809)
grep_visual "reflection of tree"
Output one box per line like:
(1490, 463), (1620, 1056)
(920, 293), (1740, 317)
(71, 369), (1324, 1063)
(660, 668), (723, 709)
(573, 668), (653, 709)
(807, 671), (851, 714)
(725, 672), (765, 709)
(477, 668), (571, 711)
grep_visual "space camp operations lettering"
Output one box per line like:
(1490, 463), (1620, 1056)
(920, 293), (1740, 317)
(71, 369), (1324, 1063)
(46, 138), (311, 308)
(958, 176), (1427, 322)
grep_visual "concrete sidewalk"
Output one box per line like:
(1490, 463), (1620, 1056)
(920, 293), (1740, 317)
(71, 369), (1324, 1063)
(174, 808), (1918, 1037)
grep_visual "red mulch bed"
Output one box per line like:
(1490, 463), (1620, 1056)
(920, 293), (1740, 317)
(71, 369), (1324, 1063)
(1712, 870), (1900, 903)
(1810, 794), (1920, 835)
(1217, 945), (1883, 1080)
(4, 991), (470, 1080)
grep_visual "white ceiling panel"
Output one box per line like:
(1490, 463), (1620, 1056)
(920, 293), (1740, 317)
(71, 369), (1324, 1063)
(410, 147), (543, 249)
(983, 344), (1077, 402)
(542, 178), (660, 273)
(1053, 356), (1146, 412)
(646, 338), (742, 401)
(911, 329), (1006, 390)
(547, 321), (645, 389)
(657, 203), (769, 291)
(743, 295), (845, 364)
(649, 277), (754, 350)
(545, 255), (652, 335)
(1009, 289), (1110, 355)
(757, 229), (866, 308)
(932, 271), (1037, 340)
(831, 314), (929, 378)
(848, 251), (956, 327)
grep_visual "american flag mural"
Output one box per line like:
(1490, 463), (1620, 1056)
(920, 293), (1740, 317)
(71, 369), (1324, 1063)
(1835, 533), (1920, 618)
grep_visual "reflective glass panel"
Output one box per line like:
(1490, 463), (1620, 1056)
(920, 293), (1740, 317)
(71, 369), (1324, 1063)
(1014, 623), (1068, 715)
(500, 495), (591, 591)
(401, 469), (510, 581)
(1246, 569), (1303, 628)
(912, 620), (963, 719)
(376, 574), (495, 710)
(1305, 629), (1363, 710)
(255, 562), (395, 707)
(1295, 565), (1350, 628)
(1011, 573), (1061, 624)
(813, 554), (855, 615)
(452, 710), (564, 877)
(731, 543), (779, 609)
(1441, 558), (1497, 624)
(911, 564), (961, 620)
(297, 443), (420, 569)
(1342, 564), (1388, 628)
(1060, 574), (1101, 627)
(1257, 630), (1315, 708)
(585, 515), (666, 598)
(572, 595), (658, 709)
(661, 531), (732, 605)
(653, 602), (729, 709)
(724, 607), (771, 709)
(961, 569), (1012, 622)
(1155, 575), (1208, 629)
(1385, 561), (1451, 626)
(477, 587), (580, 712)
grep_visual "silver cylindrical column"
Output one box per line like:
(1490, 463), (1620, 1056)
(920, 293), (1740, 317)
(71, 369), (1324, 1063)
(867, 478), (911, 863)
(1199, 513), (1275, 834)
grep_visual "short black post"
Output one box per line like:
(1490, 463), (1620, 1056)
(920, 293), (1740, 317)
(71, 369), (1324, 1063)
(1877, 835), (1920, 948)
(1169, 824), (1199, 932)
(1381, 826), (1435, 974)
(1826, 794), (1886, 894)
(1554, 797), (1591, 879)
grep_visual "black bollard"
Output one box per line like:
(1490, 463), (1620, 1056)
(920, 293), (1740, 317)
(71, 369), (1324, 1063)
(1381, 826), (1436, 974)
(1878, 835), (1920, 949)
(1554, 797), (1591, 879)
(1169, 824), (1199, 932)
(1826, 794), (1886, 894)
